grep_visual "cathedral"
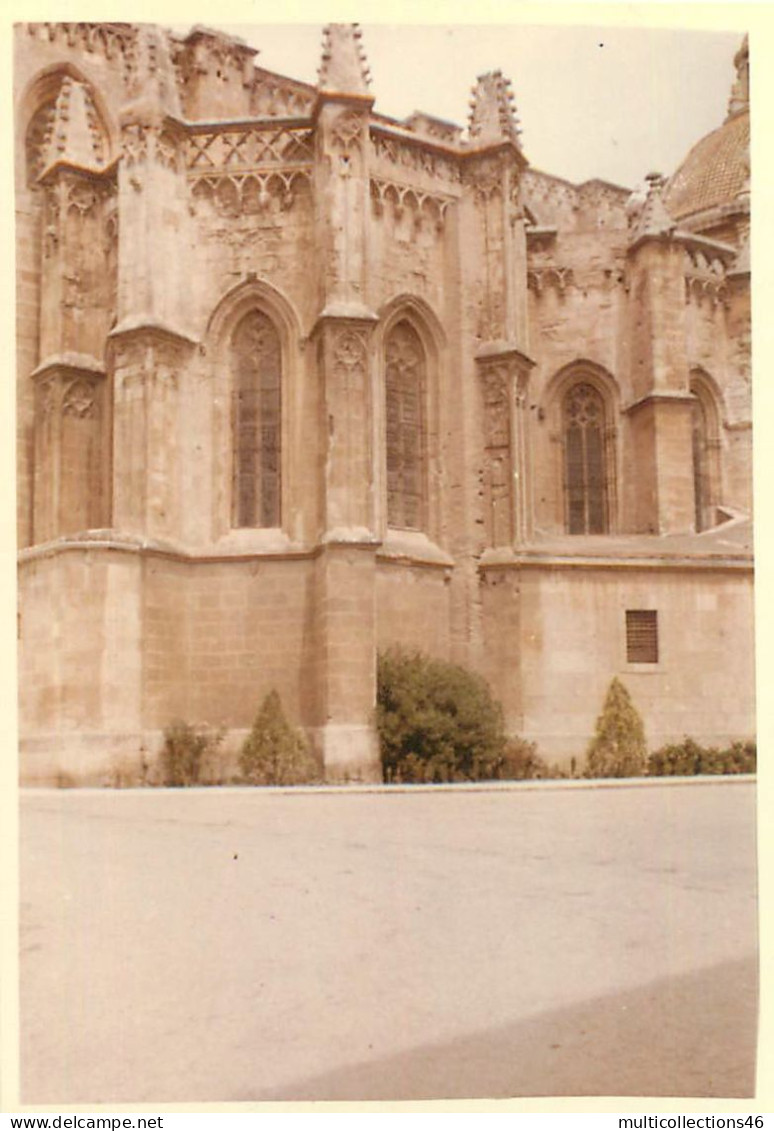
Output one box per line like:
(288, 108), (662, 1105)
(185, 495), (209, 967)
(15, 23), (753, 783)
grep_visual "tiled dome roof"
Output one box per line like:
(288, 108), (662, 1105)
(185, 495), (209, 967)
(664, 110), (749, 222)
(664, 36), (749, 224)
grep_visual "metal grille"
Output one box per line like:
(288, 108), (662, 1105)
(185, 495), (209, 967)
(626, 610), (659, 664)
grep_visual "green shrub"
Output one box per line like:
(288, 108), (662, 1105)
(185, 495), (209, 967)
(648, 737), (756, 776)
(495, 737), (548, 780)
(160, 720), (224, 787)
(239, 690), (320, 786)
(585, 677), (647, 778)
(724, 740), (757, 774)
(376, 648), (509, 783)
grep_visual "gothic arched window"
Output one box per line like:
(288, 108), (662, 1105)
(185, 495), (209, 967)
(563, 382), (608, 534)
(385, 321), (426, 530)
(690, 377), (720, 532)
(231, 310), (281, 528)
(692, 395), (710, 532)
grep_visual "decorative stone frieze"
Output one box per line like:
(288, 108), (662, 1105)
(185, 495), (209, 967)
(329, 108), (369, 153)
(370, 129), (461, 184)
(248, 73), (315, 119)
(370, 178), (454, 230)
(186, 124), (314, 171)
(184, 123), (315, 215)
(527, 266), (574, 296)
(24, 22), (138, 85)
(404, 112), (463, 146)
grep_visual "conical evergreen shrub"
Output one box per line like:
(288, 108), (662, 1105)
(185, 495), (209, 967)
(585, 677), (647, 778)
(239, 690), (320, 786)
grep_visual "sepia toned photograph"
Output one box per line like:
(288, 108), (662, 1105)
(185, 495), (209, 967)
(12, 13), (758, 1108)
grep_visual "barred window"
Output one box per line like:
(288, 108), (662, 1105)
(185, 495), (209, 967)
(563, 383), (608, 534)
(626, 610), (659, 664)
(231, 311), (281, 528)
(386, 321), (426, 530)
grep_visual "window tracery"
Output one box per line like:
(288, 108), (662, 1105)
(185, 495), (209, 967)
(385, 320), (426, 530)
(231, 310), (281, 528)
(563, 382), (608, 534)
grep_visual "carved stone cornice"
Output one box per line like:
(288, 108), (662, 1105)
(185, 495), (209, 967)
(311, 308), (379, 335)
(31, 353), (106, 383)
(370, 178), (455, 230)
(108, 319), (199, 352)
(622, 390), (697, 416)
(370, 126), (462, 185)
(475, 343), (535, 373)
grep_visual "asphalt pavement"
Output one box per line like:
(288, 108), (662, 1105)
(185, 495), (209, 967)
(19, 780), (758, 1104)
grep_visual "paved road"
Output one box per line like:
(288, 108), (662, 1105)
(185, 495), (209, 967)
(19, 782), (758, 1104)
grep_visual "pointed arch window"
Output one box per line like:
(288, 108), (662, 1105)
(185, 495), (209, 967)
(692, 396), (710, 532)
(690, 377), (720, 532)
(385, 320), (426, 530)
(231, 310), (281, 528)
(563, 382), (608, 534)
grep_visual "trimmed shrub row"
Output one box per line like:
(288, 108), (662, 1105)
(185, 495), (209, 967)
(152, 649), (755, 787)
(647, 737), (756, 777)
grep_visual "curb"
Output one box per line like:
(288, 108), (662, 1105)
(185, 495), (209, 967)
(20, 775), (757, 798)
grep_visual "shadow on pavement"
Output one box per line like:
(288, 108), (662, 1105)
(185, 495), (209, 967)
(255, 954), (758, 1102)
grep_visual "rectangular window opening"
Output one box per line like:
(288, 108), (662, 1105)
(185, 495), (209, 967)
(626, 609), (659, 664)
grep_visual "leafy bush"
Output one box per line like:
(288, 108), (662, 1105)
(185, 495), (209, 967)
(495, 737), (548, 780)
(160, 720), (224, 787)
(239, 690), (321, 786)
(376, 648), (509, 783)
(584, 677), (647, 778)
(648, 737), (756, 776)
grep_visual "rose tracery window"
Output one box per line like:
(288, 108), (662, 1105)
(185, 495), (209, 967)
(385, 321), (426, 531)
(563, 382), (608, 534)
(231, 310), (281, 528)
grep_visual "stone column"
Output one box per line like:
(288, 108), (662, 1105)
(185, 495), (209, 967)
(109, 104), (198, 543)
(477, 348), (534, 548)
(32, 166), (116, 541)
(109, 326), (196, 541)
(311, 540), (381, 782)
(307, 25), (382, 781)
(625, 173), (696, 534)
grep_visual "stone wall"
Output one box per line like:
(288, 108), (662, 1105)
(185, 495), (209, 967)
(482, 560), (755, 765)
(15, 23), (755, 784)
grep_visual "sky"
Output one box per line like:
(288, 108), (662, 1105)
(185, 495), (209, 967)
(170, 22), (745, 190)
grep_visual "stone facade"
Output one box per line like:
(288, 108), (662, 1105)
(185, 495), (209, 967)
(15, 23), (754, 783)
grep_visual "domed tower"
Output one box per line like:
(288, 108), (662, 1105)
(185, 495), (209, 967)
(664, 35), (749, 247)
(622, 34), (751, 536)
